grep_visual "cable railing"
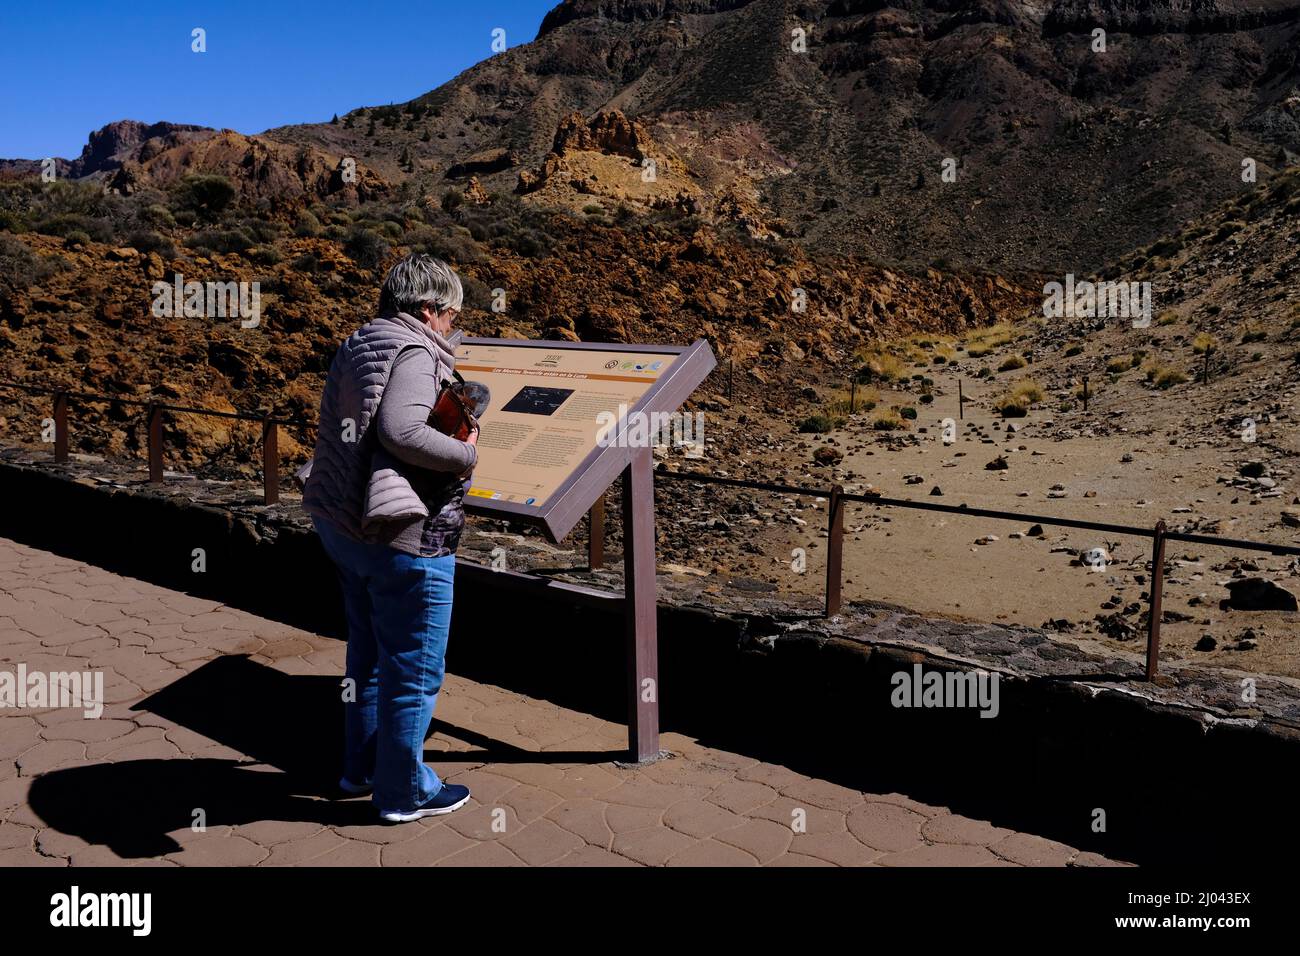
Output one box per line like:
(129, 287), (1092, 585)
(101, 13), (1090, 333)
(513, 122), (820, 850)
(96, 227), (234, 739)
(654, 471), (1300, 684)
(3, 377), (1298, 682)
(0, 379), (312, 504)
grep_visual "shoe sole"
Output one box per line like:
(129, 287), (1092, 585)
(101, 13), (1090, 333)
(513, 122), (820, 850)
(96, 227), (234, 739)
(378, 793), (470, 823)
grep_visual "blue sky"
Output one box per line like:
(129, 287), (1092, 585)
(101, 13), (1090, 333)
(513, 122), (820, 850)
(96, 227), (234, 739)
(0, 0), (556, 159)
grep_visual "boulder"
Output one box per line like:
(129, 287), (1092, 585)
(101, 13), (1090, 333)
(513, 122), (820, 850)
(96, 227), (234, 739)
(1223, 577), (1298, 612)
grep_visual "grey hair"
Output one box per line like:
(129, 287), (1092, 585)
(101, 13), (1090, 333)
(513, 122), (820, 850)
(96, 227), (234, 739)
(379, 253), (464, 315)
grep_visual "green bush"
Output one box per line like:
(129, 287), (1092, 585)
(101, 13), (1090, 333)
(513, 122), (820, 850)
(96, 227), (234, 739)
(294, 210), (322, 237)
(125, 229), (175, 259)
(343, 226), (390, 270)
(1154, 367), (1188, 389)
(798, 414), (840, 434)
(1211, 220), (1245, 243)
(246, 218), (287, 243)
(995, 396), (1030, 417)
(186, 228), (254, 255)
(250, 244), (283, 266)
(871, 410), (906, 430)
(0, 234), (54, 294)
(142, 204), (176, 229)
(34, 212), (112, 242)
(171, 174), (237, 221)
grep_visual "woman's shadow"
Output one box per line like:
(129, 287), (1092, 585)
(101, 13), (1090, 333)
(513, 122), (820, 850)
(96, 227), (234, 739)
(26, 654), (617, 859)
(27, 655), (370, 858)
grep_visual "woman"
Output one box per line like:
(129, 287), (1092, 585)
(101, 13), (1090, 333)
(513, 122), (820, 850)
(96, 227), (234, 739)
(303, 253), (478, 823)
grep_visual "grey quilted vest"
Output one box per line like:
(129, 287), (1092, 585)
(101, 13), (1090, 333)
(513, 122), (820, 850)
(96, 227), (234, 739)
(302, 311), (461, 547)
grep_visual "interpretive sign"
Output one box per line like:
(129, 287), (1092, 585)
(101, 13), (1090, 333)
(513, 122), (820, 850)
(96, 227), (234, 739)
(455, 337), (716, 543)
(454, 335), (716, 761)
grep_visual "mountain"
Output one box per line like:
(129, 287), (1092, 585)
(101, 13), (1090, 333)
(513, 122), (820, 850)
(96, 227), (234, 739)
(9, 1), (1299, 274)
(102, 130), (389, 206)
(259, 0), (1300, 274)
(0, 120), (213, 180)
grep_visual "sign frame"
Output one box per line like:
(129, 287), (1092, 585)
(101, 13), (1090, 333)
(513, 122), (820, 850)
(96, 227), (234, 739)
(457, 336), (717, 544)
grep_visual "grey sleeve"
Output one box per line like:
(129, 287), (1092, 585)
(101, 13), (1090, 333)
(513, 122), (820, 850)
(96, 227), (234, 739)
(375, 346), (478, 473)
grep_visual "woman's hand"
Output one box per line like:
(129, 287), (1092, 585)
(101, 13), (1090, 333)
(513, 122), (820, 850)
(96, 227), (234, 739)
(457, 425), (479, 481)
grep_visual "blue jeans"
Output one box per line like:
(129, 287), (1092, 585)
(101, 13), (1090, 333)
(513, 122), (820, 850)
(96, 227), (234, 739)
(313, 515), (456, 812)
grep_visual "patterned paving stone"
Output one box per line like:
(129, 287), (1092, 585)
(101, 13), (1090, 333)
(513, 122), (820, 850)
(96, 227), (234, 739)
(789, 830), (885, 866)
(546, 799), (614, 847)
(989, 832), (1079, 867)
(749, 796), (847, 834)
(666, 838), (760, 867)
(261, 830), (353, 867)
(612, 825), (698, 865)
(768, 852), (838, 867)
(436, 840), (525, 867)
(662, 798), (745, 839)
(301, 840), (382, 867)
(501, 817), (585, 865)
(0, 821), (36, 851)
(779, 777), (868, 813)
(0, 844), (65, 866)
(921, 813), (1015, 847)
(0, 535), (1117, 867)
(163, 833), (268, 867)
(603, 802), (663, 834)
(846, 801), (928, 853)
(878, 843), (1001, 867)
(548, 845), (641, 867)
(380, 823), (475, 867)
(713, 818), (794, 863)
(707, 780), (774, 816)
(494, 783), (564, 825)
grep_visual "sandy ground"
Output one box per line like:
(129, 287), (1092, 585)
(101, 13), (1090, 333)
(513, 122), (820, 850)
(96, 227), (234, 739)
(681, 319), (1300, 679)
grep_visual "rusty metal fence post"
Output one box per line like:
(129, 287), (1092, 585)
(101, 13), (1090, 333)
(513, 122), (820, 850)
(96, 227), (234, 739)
(958, 378), (964, 419)
(1145, 519), (1168, 681)
(262, 418), (279, 505)
(52, 391), (68, 463)
(588, 494), (605, 570)
(826, 483), (845, 617)
(1082, 376), (1089, 412)
(147, 404), (164, 484)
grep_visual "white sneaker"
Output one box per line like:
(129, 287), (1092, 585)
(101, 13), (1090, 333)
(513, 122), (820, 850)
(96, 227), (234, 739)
(378, 783), (471, 823)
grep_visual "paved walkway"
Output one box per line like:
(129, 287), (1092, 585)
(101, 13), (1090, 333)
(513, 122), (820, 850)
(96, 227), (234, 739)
(0, 536), (1119, 867)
